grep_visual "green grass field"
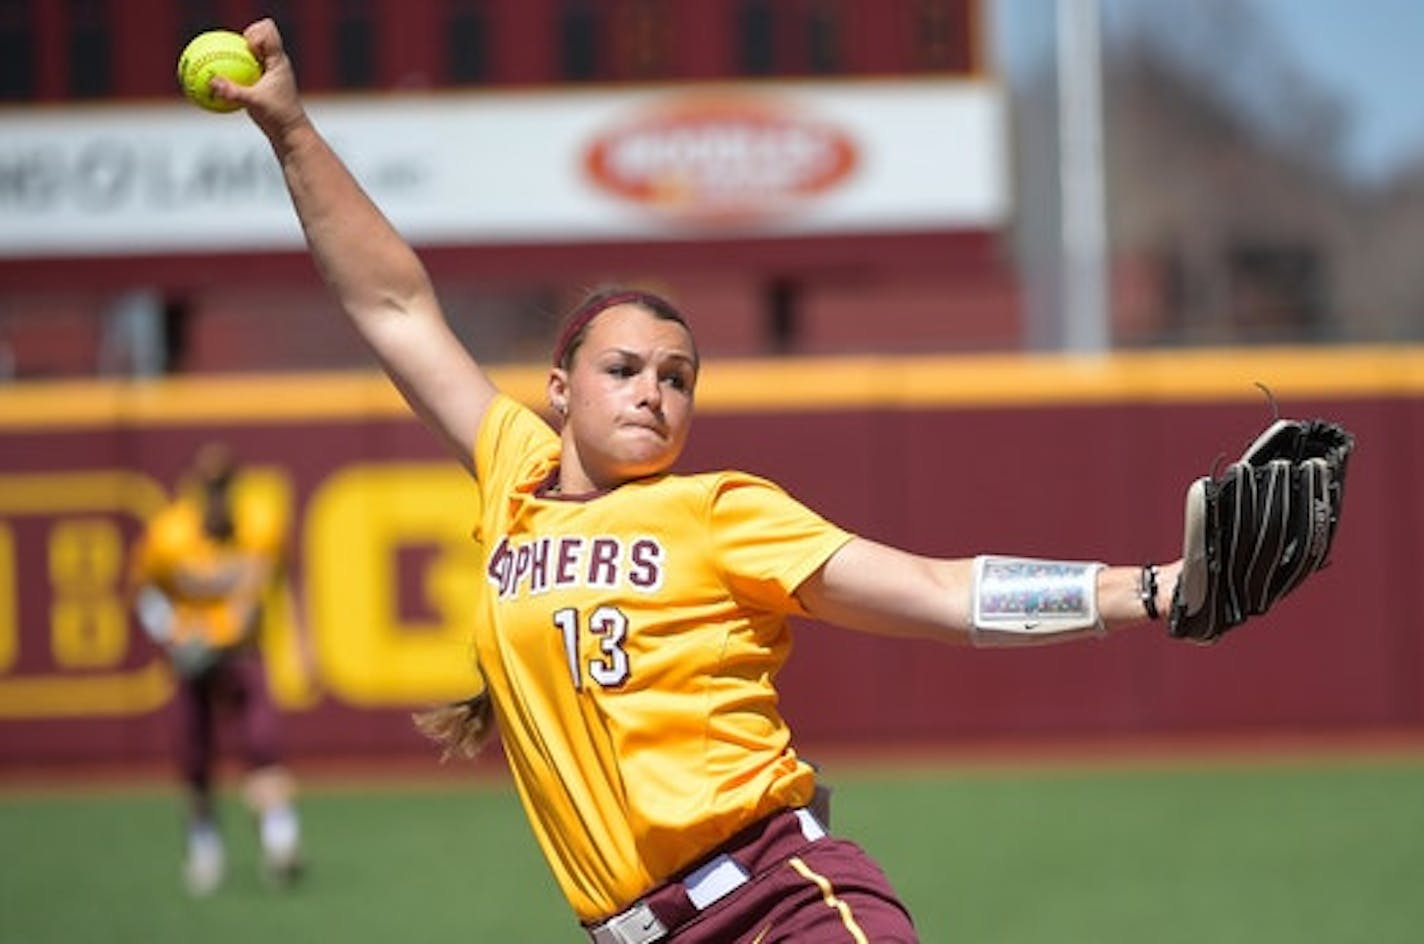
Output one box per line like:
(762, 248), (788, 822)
(3, 754), (1422, 943)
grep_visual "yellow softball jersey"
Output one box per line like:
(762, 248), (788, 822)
(473, 395), (854, 921)
(131, 484), (284, 649)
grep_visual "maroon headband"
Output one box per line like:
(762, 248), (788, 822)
(552, 290), (680, 367)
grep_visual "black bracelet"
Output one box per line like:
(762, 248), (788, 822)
(1139, 563), (1160, 620)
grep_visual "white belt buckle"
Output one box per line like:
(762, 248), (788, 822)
(682, 852), (750, 910)
(590, 901), (666, 944)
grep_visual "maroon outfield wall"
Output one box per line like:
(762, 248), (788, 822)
(0, 346), (1416, 770)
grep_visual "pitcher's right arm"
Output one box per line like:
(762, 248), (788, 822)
(224, 18), (496, 473)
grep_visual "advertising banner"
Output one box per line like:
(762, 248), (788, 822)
(1, 80), (1007, 258)
(0, 348), (1416, 767)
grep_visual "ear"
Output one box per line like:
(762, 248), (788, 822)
(547, 368), (569, 417)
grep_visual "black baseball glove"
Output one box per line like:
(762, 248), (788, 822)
(1168, 417), (1355, 644)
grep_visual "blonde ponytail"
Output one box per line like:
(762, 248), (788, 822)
(412, 691), (495, 762)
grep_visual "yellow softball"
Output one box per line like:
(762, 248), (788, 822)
(176, 30), (261, 113)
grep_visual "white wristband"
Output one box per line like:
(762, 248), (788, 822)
(970, 555), (1105, 646)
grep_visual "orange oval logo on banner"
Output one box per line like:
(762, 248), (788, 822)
(584, 96), (860, 225)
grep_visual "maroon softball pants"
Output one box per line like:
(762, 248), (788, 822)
(585, 807), (918, 943)
(176, 648), (283, 791)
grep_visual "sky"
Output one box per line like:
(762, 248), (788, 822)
(1250, 0), (1424, 181)
(991, 0), (1424, 184)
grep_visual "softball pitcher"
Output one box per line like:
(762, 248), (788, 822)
(227, 18), (1184, 941)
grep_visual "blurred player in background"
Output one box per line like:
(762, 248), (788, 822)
(128, 441), (306, 896)
(226, 18), (1182, 942)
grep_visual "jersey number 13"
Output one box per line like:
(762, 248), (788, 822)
(553, 606), (631, 689)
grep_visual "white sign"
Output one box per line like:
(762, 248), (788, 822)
(0, 80), (1008, 258)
